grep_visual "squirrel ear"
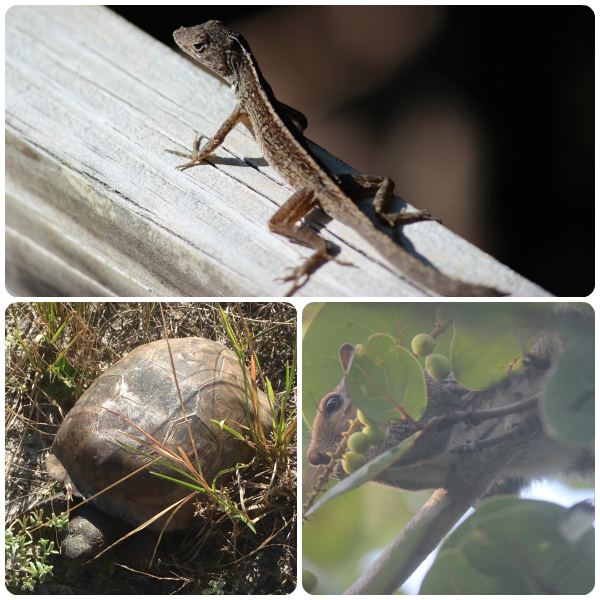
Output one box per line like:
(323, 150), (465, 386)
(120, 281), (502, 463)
(339, 344), (355, 373)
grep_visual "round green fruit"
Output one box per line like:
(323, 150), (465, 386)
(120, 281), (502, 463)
(356, 409), (374, 426)
(348, 432), (371, 454)
(342, 451), (367, 474)
(363, 424), (386, 447)
(425, 354), (452, 380)
(411, 333), (436, 356)
(303, 570), (318, 593)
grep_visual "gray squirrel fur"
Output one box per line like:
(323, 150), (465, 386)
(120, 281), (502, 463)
(307, 310), (594, 497)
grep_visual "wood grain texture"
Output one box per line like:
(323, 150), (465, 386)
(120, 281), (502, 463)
(5, 6), (550, 297)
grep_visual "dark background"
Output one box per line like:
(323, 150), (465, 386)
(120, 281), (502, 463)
(110, 6), (594, 297)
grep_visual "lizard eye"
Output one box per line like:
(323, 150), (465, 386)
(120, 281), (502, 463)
(323, 395), (343, 416)
(193, 42), (207, 52)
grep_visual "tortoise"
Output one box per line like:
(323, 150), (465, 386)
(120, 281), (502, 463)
(46, 337), (272, 557)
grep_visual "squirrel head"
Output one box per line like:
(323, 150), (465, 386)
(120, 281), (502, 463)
(306, 307), (594, 495)
(307, 344), (357, 470)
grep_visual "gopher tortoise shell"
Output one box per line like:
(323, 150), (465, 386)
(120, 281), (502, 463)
(46, 337), (272, 532)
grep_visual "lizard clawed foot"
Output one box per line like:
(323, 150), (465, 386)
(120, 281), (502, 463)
(165, 134), (208, 169)
(282, 269), (310, 297)
(281, 253), (354, 296)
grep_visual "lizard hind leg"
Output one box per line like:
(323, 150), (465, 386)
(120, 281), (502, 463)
(280, 251), (354, 296)
(336, 173), (441, 228)
(269, 187), (352, 296)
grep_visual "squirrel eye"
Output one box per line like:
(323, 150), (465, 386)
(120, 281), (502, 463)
(323, 395), (343, 416)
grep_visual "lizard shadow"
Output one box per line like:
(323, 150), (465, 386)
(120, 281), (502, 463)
(202, 156), (436, 271)
(345, 196), (438, 271)
(198, 156), (345, 254)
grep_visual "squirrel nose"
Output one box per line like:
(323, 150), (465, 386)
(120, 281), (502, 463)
(307, 447), (330, 466)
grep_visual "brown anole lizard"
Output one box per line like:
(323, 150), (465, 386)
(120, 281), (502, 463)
(165, 21), (500, 296)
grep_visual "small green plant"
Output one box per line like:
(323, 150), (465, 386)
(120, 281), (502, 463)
(5, 516), (59, 592)
(203, 579), (226, 594)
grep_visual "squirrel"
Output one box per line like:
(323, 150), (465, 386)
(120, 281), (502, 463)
(307, 310), (594, 498)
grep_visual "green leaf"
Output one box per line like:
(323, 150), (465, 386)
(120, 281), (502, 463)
(346, 334), (427, 423)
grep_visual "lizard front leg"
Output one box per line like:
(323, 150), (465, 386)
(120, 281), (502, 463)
(269, 188), (351, 296)
(165, 103), (246, 169)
